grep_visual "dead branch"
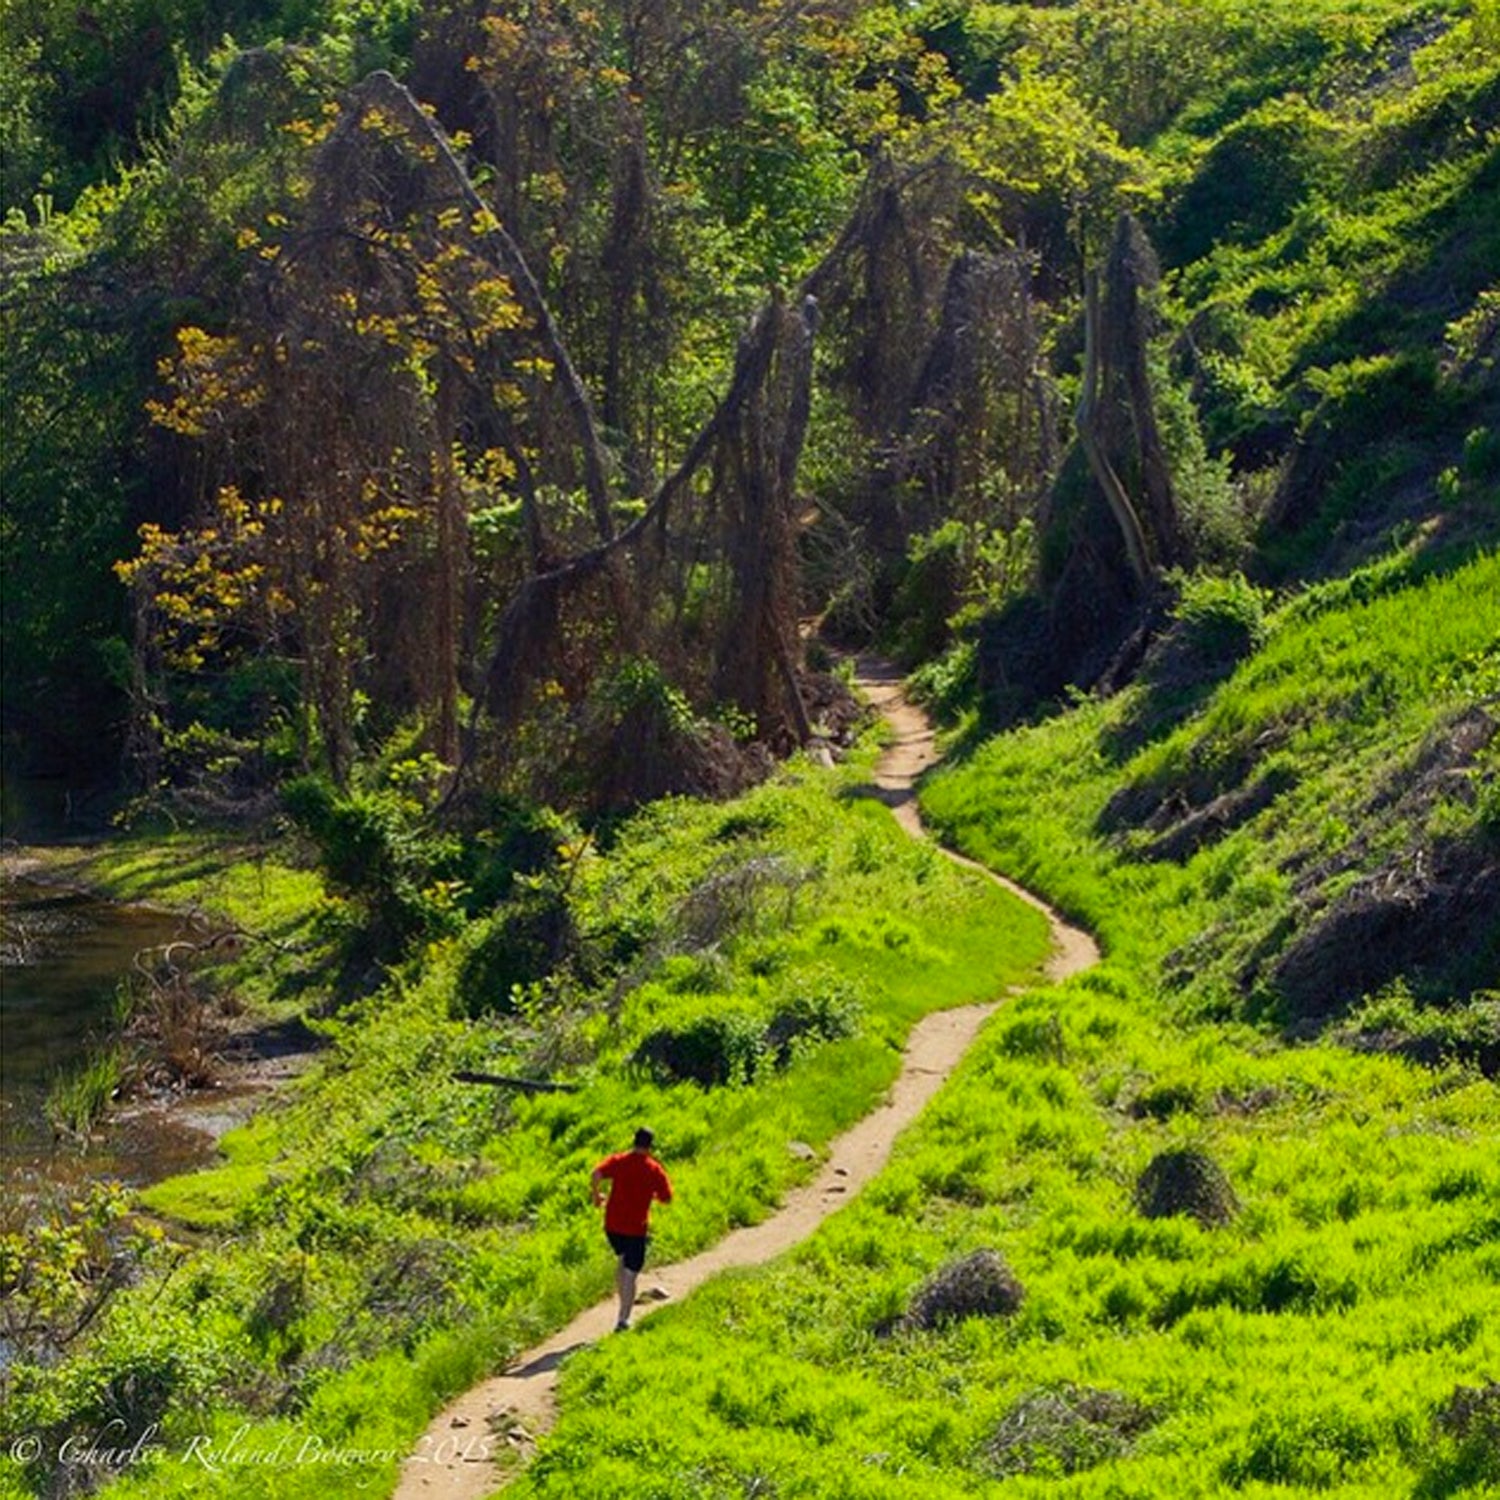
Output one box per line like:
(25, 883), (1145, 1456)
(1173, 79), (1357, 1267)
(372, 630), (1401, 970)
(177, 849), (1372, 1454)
(1077, 267), (1153, 590)
(449, 1069), (579, 1093)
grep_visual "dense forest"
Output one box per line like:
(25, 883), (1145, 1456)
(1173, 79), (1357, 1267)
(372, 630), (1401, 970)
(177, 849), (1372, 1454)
(1, 0), (1497, 1494)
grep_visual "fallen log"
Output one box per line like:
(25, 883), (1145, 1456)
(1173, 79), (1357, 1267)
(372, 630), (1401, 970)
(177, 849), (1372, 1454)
(450, 1070), (580, 1094)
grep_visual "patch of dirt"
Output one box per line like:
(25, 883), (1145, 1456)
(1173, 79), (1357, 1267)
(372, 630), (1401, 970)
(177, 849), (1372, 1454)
(1140, 767), (1295, 863)
(1266, 707), (1500, 1019)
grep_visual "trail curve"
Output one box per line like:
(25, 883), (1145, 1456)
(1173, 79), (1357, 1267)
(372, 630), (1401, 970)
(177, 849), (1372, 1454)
(392, 656), (1098, 1499)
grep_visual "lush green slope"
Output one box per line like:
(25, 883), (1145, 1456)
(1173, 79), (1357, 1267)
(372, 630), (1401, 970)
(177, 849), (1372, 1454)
(509, 542), (1499, 1496)
(2, 0), (1497, 1495)
(0, 750), (1048, 1499)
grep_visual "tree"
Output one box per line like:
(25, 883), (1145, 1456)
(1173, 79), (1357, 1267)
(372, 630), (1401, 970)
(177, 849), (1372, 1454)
(1075, 212), (1188, 592)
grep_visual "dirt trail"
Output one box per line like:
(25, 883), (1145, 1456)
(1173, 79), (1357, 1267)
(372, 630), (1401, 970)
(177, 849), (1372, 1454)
(393, 657), (1098, 1499)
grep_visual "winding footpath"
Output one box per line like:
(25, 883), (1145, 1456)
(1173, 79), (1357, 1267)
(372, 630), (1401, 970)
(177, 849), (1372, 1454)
(393, 656), (1098, 1500)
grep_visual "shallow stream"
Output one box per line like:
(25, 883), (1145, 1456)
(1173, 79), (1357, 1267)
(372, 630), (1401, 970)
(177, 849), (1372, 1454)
(1, 875), (229, 1207)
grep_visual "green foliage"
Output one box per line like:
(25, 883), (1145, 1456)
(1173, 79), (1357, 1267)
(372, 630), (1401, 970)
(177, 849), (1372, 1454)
(454, 887), (575, 1018)
(1167, 96), (1341, 263)
(514, 970), (1498, 1497)
(892, 518), (1037, 667)
(633, 1005), (770, 1087)
(4, 763), (1048, 1496)
(281, 775), (462, 949)
(1165, 569), (1272, 668)
(5, 1), (1500, 1492)
(42, 1042), (128, 1142)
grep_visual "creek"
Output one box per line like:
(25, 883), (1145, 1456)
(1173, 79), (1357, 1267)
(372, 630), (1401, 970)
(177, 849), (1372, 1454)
(1, 875), (230, 1209)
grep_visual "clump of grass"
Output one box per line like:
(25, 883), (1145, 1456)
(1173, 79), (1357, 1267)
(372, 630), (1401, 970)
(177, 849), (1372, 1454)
(1135, 1146), (1240, 1227)
(43, 1043), (128, 1142)
(900, 1248), (1024, 1332)
(981, 1383), (1158, 1478)
(1435, 1380), (1500, 1446)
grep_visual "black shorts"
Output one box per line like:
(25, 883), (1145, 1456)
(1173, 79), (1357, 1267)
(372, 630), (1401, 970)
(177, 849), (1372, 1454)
(606, 1230), (649, 1273)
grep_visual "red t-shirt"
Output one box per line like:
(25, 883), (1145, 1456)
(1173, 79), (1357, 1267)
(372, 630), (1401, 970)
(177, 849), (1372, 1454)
(596, 1150), (673, 1236)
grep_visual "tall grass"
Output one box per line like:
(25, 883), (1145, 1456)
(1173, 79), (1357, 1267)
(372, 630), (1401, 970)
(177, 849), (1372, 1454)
(510, 980), (1499, 1497)
(505, 544), (1500, 1496)
(42, 1042), (128, 1142)
(0, 757), (1050, 1500)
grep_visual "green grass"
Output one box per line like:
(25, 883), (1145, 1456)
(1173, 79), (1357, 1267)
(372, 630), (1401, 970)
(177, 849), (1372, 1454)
(42, 1042), (128, 1142)
(922, 542), (1500, 999)
(0, 754), (1048, 1500)
(506, 541), (1500, 1497)
(510, 973), (1499, 1497)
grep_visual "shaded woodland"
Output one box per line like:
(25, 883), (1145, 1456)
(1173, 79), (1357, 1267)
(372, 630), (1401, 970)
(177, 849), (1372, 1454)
(3, 0), (1497, 848)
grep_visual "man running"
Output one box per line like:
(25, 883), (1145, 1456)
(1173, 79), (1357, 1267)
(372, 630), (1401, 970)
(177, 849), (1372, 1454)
(591, 1127), (673, 1331)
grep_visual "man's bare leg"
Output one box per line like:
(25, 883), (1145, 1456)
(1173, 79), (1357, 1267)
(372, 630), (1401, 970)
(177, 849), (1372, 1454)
(615, 1261), (638, 1329)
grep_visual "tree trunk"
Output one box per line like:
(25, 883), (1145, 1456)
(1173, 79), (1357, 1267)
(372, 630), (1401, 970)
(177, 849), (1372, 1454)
(1077, 268), (1154, 591)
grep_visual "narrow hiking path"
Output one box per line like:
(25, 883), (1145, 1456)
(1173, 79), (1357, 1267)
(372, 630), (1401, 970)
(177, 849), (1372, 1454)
(393, 657), (1099, 1500)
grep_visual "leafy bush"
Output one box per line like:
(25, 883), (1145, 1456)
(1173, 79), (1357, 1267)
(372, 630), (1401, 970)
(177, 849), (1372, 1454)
(1428, 1381), (1500, 1491)
(281, 775), (462, 951)
(764, 980), (864, 1066)
(1167, 96), (1339, 263)
(455, 888), (576, 1018)
(631, 1007), (769, 1087)
(1163, 571), (1271, 672)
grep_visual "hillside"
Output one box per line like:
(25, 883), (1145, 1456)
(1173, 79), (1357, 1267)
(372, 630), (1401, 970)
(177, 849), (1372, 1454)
(502, 545), (1497, 1499)
(1, 0), (1497, 1496)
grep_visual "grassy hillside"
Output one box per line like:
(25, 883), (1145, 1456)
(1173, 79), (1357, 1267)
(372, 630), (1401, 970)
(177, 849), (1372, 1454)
(506, 540), (1498, 1497)
(0, 750), (1048, 1500)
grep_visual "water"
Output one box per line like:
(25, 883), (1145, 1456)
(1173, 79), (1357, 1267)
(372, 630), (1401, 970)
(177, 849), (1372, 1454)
(0, 876), (228, 1206)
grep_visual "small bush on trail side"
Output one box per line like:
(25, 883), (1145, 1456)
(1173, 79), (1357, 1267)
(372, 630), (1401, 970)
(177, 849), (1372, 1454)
(1135, 1147), (1239, 1227)
(901, 1248), (1024, 1331)
(1127, 1075), (1201, 1120)
(631, 1009), (768, 1087)
(764, 982), (863, 1066)
(982, 1383), (1158, 1478)
(631, 982), (863, 1086)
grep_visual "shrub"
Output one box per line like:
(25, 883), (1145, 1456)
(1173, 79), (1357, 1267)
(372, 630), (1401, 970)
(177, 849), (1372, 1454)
(282, 775), (460, 949)
(1166, 571), (1271, 669)
(1429, 1381), (1500, 1491)
(1167, 96), (1337, 262)
(454, 888), (576, 1018)
(982, 1384), (1158, 1477)
(1134, 1147), (1239, 1227)
(764, 982), (863, 1066)
(631, 1008), (768, 1087)
(902, 1248), (1024, 1331)
(1128, 1075), (1201, 1120)
(1435, 1381), (1500, 1447)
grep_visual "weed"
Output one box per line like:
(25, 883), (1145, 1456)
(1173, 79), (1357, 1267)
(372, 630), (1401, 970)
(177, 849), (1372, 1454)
(900, 1249), (1025, 1332)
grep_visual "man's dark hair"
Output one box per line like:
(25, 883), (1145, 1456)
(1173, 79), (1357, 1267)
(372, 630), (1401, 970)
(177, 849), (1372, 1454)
(633, 1126), (655, 1150)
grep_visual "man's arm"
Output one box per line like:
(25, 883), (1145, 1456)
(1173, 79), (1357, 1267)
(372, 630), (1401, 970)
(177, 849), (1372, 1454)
(591, 1166), (608, 1208)
(655, 1166), (673, 1204)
